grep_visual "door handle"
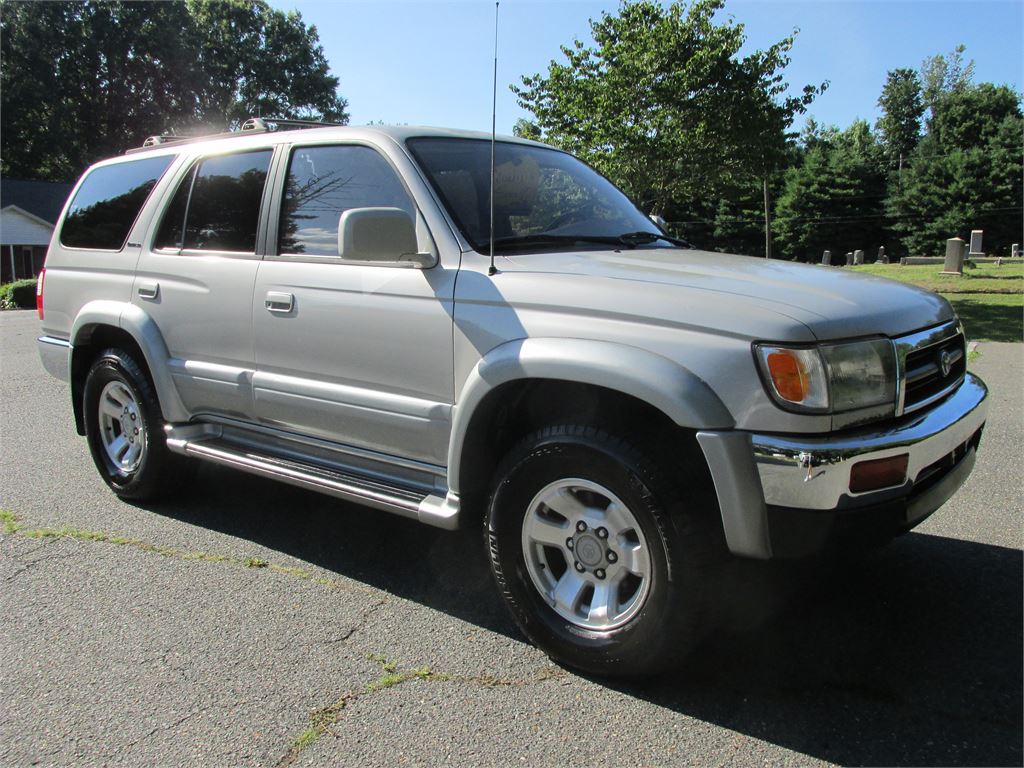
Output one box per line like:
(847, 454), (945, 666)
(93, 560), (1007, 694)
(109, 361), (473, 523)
(137, 281), (159, 300)
(265, 291), (294, 313)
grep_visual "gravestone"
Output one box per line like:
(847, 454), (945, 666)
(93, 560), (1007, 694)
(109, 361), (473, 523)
(968, 230), (984, 257)
(845, 251), (853, 266)
(853, 249), (865, 265)
(1013, 243), (1020, 258)
(822, 250), (832, 265)
(941, 237), (966, 275)
(877, 246), (888, 264)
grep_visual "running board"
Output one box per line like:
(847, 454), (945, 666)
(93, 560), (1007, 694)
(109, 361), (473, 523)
(165, 427), (460, 530)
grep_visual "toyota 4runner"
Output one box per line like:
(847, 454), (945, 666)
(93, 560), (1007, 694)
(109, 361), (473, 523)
(37, 121), (988, 675)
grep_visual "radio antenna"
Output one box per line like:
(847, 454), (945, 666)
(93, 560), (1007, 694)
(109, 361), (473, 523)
(488, 1), (500, 277)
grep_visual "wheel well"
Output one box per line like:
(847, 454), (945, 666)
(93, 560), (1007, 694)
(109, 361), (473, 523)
(457, 379), (708, 519)
(70, 325), (153, 435)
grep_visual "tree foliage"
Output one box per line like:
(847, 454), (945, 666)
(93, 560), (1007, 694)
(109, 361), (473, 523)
(889, 83), (1022, 256)
(513, 0), (824, 217)
(0, 0), (348, 181)
(876, 68), (924, 162)
(774, 120), (888, 261)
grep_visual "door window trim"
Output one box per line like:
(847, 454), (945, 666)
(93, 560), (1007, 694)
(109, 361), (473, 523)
(148, 145), (279, 260)
(265, 140), (430, 267)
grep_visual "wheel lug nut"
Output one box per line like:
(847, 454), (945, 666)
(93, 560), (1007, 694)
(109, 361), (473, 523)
(575, 521), (587, 533)
(606, 550), (617, 563)
(133, 428), (139, 434)
(565, 538), (574, 550)
(574, 561), (585, 572)
(596, 527), (608, 539)
(595, 569), (606, 580)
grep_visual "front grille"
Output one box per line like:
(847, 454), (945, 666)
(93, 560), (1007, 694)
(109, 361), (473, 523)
(901, 329), (965, 413)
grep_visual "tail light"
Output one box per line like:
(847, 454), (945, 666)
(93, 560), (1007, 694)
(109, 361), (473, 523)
(36, 267), (45, 320)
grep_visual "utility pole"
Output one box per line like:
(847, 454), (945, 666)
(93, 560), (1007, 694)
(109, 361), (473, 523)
(763, 178), (772, 259)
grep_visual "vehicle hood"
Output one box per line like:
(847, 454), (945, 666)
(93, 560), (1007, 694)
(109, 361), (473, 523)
(501, 248), (955, 341)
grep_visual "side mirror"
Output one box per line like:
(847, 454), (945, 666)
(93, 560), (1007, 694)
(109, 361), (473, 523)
(337, 207), (437, 268)
(649, 213), (667, 230)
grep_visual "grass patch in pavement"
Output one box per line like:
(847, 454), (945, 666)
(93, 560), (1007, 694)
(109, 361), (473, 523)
(277, 655), (568, 766)
(0, 509), (376, 596)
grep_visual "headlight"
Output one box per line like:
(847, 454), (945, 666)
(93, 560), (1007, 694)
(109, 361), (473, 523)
(754, 338), (896, 413)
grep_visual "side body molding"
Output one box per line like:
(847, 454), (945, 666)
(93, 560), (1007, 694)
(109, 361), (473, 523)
(446, 337), (734, 493)
(71, 301), (190, 423)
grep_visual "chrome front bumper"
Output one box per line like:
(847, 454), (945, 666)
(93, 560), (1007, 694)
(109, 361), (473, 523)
(697, 373), (988, 559)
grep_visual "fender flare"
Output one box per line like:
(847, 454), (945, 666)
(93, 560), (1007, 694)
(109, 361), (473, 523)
(71, 301), (189, 423)
(446, 337), (734, 493)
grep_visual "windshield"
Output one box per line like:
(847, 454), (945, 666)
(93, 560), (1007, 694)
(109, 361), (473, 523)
(407, 138), (672, 254)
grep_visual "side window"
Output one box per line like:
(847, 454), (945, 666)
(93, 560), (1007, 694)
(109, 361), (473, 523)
(279, 145), (414, 256)
(154, 149), (272, 253)
(60, 155), (175, 250)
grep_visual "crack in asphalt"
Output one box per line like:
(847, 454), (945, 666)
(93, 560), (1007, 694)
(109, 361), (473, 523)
(274, 656), (568, 767)
(1, 509), (569, 767)
(109, 705), (213, 761)
(0, 509), (380, 599)
(1, 537), (81, 584)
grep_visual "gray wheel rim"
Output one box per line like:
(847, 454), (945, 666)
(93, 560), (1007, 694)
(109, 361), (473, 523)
(521, 478), (652, 631)
(98, 380), (146, 473)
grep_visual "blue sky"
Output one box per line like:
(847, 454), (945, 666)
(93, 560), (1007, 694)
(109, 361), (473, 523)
(268, 0), (1023, 135)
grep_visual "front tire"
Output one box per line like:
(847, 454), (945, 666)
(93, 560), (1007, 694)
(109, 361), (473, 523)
(486, 425), (722, 677)
(83, 348), (185, 501)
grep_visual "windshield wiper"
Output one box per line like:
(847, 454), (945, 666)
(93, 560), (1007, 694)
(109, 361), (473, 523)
(491, 231), (694, 252)
(616, 231), (693, 248)
(491, 234), (626, 251)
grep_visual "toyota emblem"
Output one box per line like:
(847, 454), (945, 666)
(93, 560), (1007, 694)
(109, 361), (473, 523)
(940, 349), (953, 377)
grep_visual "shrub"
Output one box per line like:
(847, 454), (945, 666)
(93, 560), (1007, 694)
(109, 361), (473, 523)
(0, 278), (38, 310)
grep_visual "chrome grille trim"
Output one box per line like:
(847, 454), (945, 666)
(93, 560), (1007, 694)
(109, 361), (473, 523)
(894, 320), (965, 416)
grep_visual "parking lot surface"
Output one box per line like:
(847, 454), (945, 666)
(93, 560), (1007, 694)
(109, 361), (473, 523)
(1, 309), (1021, 766)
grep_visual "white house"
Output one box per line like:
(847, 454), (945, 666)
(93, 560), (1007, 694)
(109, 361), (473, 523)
(1, 179), (73, 283)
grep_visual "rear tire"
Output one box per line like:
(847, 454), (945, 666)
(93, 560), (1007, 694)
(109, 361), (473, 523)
(486, 425), (723, 677)
(83, 348), (188, 501)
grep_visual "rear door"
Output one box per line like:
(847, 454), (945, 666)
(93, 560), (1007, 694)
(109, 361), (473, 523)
(251, 141), (455, 465)
(133, 147), (276, 420)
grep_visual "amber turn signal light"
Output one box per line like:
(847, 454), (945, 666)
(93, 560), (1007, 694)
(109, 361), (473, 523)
(765, 350), (809, 403)
(849, 454), (909, 493)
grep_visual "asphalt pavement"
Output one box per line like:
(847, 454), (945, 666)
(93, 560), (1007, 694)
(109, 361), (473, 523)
(1, 309), (1021, 767)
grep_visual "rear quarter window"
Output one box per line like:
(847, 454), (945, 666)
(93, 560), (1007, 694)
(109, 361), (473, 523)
(60, 155), (175, 250)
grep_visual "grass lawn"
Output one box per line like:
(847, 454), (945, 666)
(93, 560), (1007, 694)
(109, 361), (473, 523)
(850, 261), (1023, 294)
(849, 263), (1022, 343)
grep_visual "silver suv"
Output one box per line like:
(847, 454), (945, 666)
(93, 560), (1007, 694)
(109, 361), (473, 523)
(37, 123), (988, 675)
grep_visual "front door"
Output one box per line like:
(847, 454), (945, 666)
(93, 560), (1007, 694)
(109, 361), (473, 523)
(251, 143), (455, 466)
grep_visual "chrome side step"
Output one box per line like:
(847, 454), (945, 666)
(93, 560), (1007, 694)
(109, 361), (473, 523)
(165, 425), (460, 530)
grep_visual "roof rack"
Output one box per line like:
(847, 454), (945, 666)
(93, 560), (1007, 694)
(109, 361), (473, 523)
(126, 116), (345, 155)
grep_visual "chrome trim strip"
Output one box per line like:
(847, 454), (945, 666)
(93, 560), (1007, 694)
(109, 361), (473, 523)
(750, 372), (987, 511)
(187, 415), (447, 481)
(165, 431), (461, 530)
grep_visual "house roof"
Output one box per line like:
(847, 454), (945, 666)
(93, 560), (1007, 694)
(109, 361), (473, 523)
(1, 179), (74, 225)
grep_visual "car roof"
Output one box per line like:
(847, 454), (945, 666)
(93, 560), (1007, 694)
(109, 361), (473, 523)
(110, 124), (548, 165)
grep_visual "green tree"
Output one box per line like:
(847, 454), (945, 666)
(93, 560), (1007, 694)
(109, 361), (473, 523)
(512, 118), (542, 140)
(921, 44), (975, 119)
(876, 68), (925, 163)
(0, 0), (348, 182)
(774, 120), (888, 262)
(889, 84), (1022, 256)
(512, 0), (824, 218)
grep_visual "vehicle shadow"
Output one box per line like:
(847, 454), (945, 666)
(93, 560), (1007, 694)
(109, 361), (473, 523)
(146, 463), (1022, 767)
